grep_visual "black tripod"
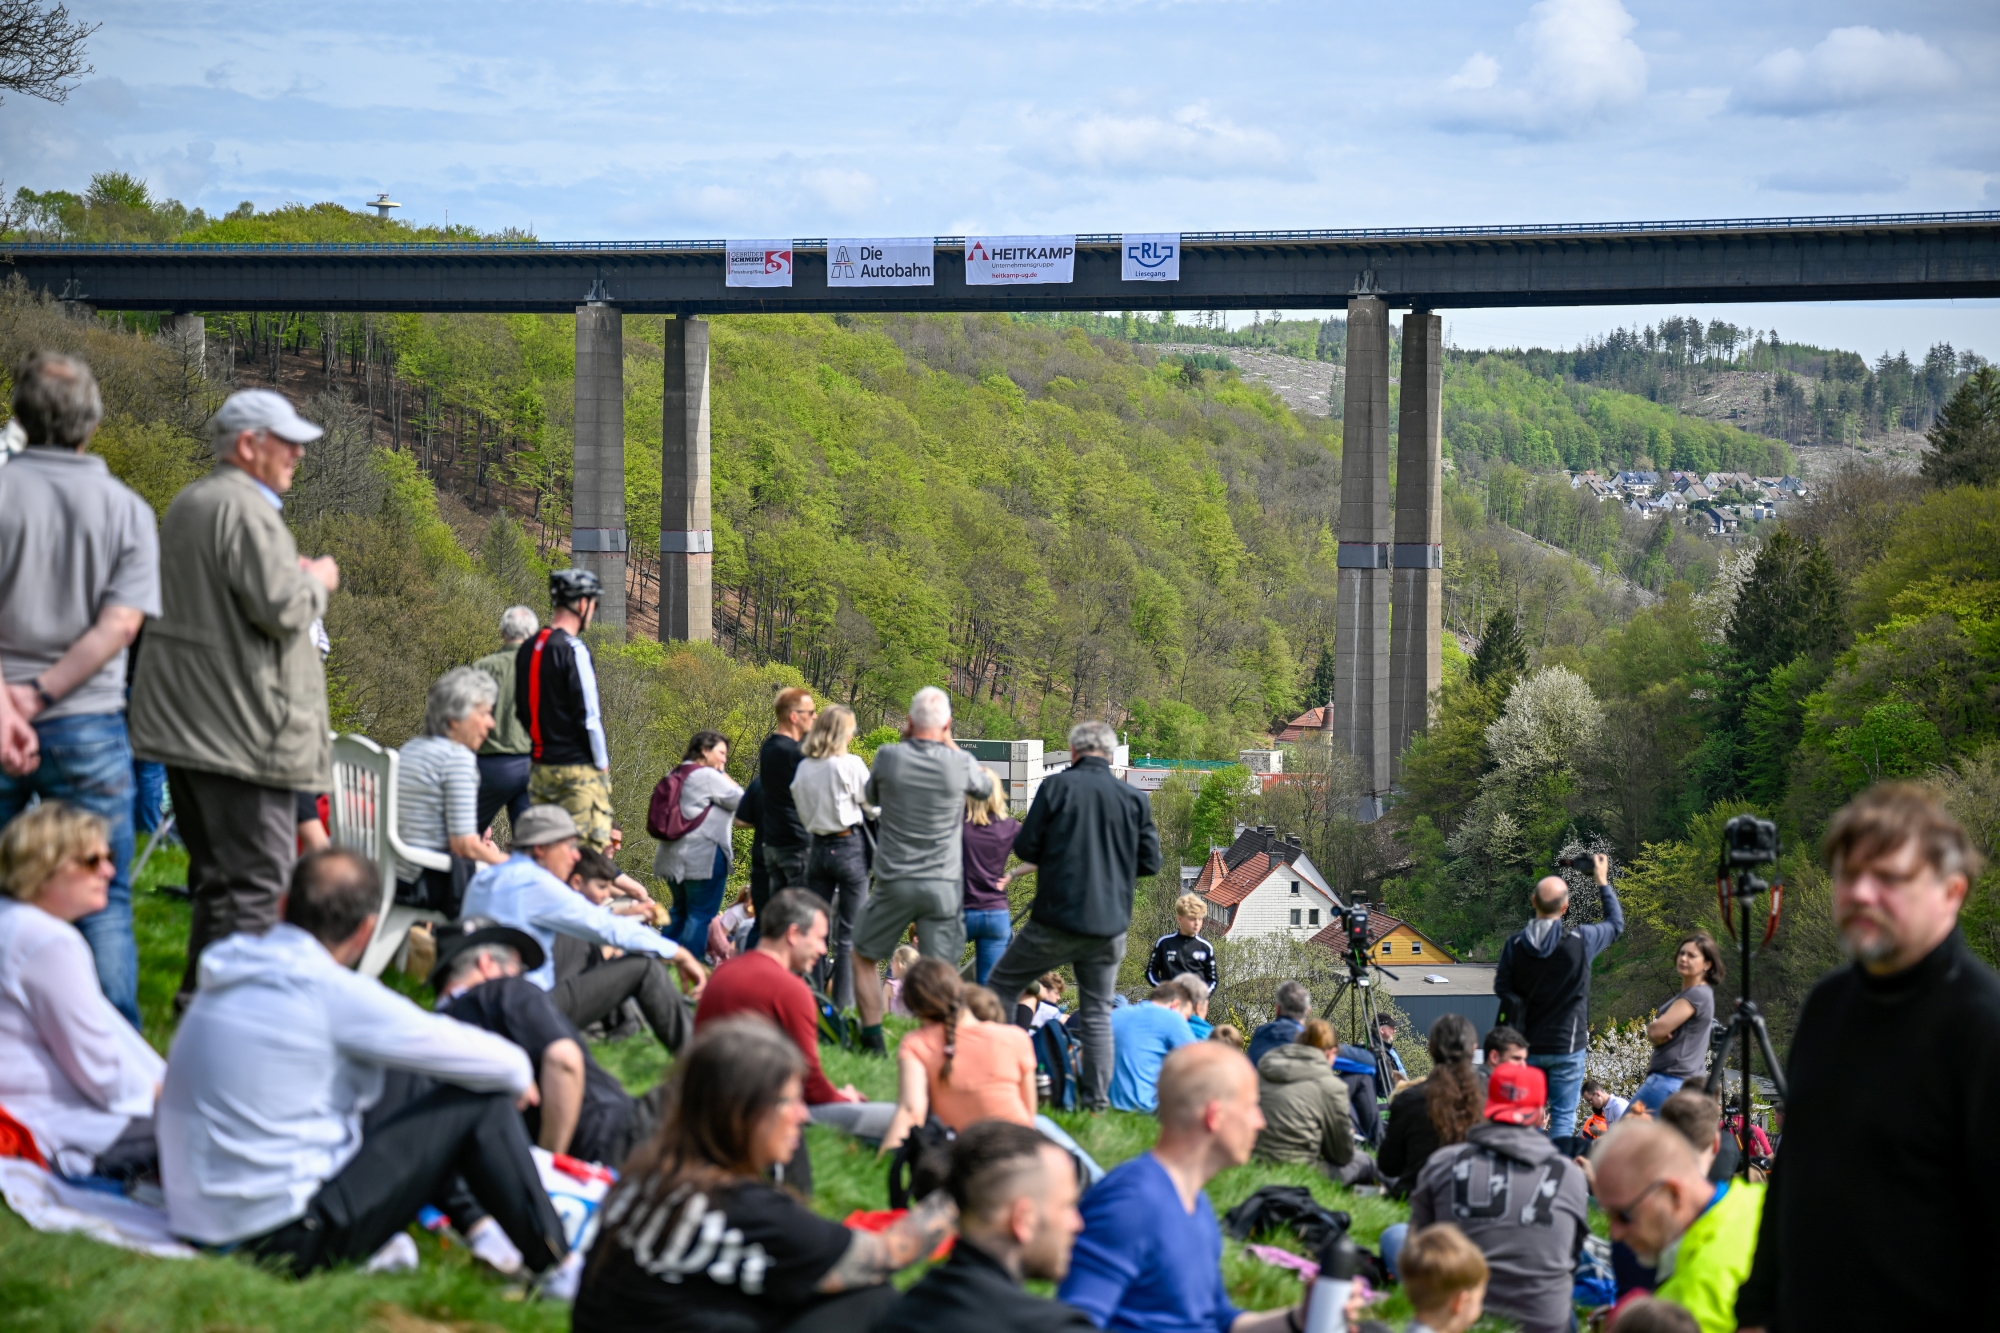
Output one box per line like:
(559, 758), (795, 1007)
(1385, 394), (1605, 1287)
(1322, 957), (1397, 1100)
(1703, 862), (1789, 1178)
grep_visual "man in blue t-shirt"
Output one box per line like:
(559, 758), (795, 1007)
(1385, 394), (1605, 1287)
(1061, 1042), (1305, 1333)
(1108, 977), (1201, 1112)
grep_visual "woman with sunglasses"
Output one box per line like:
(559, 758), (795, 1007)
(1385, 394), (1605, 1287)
(0, 801), (164, 1182)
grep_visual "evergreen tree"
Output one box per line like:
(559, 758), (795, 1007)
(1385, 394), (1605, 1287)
(1921, 366), (2000, 490)
(1725, 531), (1846, 682)
(1469, 607), (1528, 689)
(1310, 641), (1336, 710)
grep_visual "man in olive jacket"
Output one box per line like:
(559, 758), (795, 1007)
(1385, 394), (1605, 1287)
(130, 390), (340, 1003)
(988, 719), (1160, 1109)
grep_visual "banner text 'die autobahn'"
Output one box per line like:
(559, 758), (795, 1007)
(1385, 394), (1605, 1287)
(722, 234), (1181, 287)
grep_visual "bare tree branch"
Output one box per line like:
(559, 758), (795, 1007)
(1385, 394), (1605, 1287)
(0, 1), (98, 104)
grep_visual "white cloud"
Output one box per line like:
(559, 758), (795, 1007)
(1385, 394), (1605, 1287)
(1435, 0), (1648, 137)
(799, 167), (879, 217)
(1735, 27), (1957, 116)
(1037, 102), (1294, 180)
(1758, 167), (1908, 196)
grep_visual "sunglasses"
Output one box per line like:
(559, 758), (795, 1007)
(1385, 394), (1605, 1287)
(73, 850), (115, 873)
(1602, 1178), (1669, 1227)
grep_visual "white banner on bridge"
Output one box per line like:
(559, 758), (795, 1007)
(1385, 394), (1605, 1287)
(964, 236), (1075, 286)
(1122, 233), (1180, 282)
(827, 238), (935, 287)
(725, 241), (793, 287)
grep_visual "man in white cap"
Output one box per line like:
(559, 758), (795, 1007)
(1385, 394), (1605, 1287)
(130, 388), (341, 1007)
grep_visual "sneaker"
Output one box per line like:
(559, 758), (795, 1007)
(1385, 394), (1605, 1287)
(466, 1216), (524, 1276)
(534, 1248), (585, 1302)
(364, 1231), (420, 1274)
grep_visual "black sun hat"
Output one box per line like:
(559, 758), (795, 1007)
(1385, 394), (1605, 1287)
(428, 915), (546, 991)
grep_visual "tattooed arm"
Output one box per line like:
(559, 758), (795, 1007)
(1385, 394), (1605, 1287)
(815, 1190), (958, 1292)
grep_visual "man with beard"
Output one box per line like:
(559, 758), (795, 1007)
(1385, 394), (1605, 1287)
(1737, 784), (2000, 1332)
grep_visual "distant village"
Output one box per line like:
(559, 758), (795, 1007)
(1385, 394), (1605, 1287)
(1566, 468), (1808, 535)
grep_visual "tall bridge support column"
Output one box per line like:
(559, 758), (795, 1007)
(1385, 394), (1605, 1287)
(1390, 311), (1444, 780)
(660, 315), (714, 643)
(1333, 296), (1392, 820)
(572, 301), (627, 634)
(163, 313), (204, 373)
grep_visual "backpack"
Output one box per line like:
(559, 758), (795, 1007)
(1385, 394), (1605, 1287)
(812, 987), (850, 1051)
(646, 761), (714, 842)
(886, 1116), (956, 1209)
(1033, 1017), (1081, 1111)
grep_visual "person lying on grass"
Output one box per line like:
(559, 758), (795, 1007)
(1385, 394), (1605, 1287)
(573, 1016), (955, 1333)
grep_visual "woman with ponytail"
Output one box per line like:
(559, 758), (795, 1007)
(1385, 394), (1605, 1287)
(1377, 1013), (1484, 1199)
(877, 958), (1037, 1154)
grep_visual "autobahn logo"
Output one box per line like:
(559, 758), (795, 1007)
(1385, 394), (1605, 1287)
(1123, 233), (1180, 282)
(726, 240), (792, 287)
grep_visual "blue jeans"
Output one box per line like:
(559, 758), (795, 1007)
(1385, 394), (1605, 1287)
(1379, 1222), (1408, 1278)
(1632, 1072), (1689, 1112)
(964, 908), (1012, 987)
(1530, 1048), (1590, 1141)
(668, 847), (730, 957)
(133, 759), (168, 836)
(0, 712), (139, 1028)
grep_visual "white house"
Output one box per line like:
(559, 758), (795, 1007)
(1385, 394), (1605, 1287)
(1192, 827), (1343, 939)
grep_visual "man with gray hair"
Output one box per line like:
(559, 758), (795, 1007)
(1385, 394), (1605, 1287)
(131, 387), (339, 1008)
(988, 720), (1161, 1109)
(472, 605), (539, 833)
(0, 352), (161, 1026)
(848, 685), (996, 1053)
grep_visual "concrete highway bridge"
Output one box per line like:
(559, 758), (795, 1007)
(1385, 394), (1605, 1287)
(14, 210), (1995, 816)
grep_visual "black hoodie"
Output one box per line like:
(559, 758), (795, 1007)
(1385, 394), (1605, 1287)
(1494, 880), (1625, 1055)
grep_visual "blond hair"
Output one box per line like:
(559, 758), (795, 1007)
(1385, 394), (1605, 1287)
(802, 703), (857, 759)
(1174, 893), (1208, 921)
(0, 802), (108, 902)
(890, 944), (921, 977)
(967, 780), (1009, 826)
(1399, 1223), (1489, 1313)
(1299, 1018), (1338, 1050)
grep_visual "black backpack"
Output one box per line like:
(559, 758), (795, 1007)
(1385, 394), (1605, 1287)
(886, 1116), (956, 1209)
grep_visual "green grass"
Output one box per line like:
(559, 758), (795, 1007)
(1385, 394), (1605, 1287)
(4, 849), (1525, 1330)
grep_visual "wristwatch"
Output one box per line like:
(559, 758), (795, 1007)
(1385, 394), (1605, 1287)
(31, 677), (57, 710)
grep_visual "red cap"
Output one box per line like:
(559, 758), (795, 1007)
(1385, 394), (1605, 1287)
(1484, 1062), (1548, 1126)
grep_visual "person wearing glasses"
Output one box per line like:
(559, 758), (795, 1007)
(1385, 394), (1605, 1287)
(756, 687), (818, 894)
(1593, 1118), (1763, 1333)
(0, 802), (164, 1184)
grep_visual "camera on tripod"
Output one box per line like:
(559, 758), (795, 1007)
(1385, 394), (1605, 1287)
(1342, 900), (1371, 963)
(1722, 814), (1780, 870)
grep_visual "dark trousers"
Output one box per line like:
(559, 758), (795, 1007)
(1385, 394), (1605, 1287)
(987, 921), (1126, 1111)
(241, 1080), (566, 1278)
(551, 954), (691, 1054)
(806, 832), (869, 1010)
(475, 753), (532, 834)
(169, 766), (295, 999)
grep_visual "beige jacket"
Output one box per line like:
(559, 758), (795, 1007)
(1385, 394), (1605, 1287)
(129, 465), (331, 789)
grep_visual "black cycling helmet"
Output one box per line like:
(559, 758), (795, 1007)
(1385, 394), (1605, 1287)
(550, 567), (603, 610)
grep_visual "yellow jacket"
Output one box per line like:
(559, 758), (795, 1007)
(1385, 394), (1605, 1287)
(1655, 1178), (1766, 1333)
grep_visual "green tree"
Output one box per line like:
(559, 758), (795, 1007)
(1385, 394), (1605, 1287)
(1920, 366), (2000, 490)
(1309, 641), (1336, 711)
(1725, 530), (1845, 682)
(1469, 607), (1528, 689)
(1187, 764), (1253, 856)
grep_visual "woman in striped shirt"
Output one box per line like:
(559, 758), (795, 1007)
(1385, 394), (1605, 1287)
(395, 666), (509, 913)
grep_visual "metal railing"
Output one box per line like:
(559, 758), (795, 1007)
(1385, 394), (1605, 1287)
(8, 209), (1996, 257)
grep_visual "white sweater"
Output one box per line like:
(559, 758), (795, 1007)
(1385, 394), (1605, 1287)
(0, 898), (163, 1167)
(652, 764), (746, 883)
(158, 923), (531, 1245)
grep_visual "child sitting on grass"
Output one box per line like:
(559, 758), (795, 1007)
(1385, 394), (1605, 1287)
(884, 943), (920, 1017)
(1398, 1223), (1489, 1333)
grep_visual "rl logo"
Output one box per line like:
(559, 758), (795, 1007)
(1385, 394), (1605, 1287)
(1128, 239), (1175, 268)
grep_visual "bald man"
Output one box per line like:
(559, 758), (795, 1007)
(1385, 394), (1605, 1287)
(1592, 1120), (1764, 1333)
(1494, 852), (1622, 1153)
(1060, 1043), (1308, 1333)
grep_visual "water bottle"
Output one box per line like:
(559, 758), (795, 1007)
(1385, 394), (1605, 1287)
(1304, 1234), (1362, 1333)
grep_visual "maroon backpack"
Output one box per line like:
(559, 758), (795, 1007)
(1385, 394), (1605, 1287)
(646, 761), (715, 842)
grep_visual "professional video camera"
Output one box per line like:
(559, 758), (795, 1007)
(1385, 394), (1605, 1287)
(1342, 900), (1371, 964)
(1722, 813), (1780, 869)
(1324, 896), (1394, 1101)
(1706, 812), (1790, 1181)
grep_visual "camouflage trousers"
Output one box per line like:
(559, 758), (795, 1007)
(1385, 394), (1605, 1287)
(528, 763), (614, 852)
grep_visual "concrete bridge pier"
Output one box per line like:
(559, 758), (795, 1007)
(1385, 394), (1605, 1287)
(572, 300), (627, 633)
(1390, 311), (1444, 779)
(660, 315), (714, 643)
(162, 313), (204, 373)
(1332, 296), (1392, 820)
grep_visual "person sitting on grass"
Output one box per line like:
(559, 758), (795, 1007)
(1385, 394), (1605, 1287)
(1404, 1063), (1589, 1333)
(1014, 970), (1066, 1029)
(1398, 1222), (1490, 1333)
(1377, 1014), (1484, 1200)
(1244, 980), (1309, 1068)
(1060, 1042), (1310, 1333)
(1658, 1088), (1732, 1181)
(879, 1120), (1096, 1333)
(1584, 1078), (1630, 1126)
(159, 848), (571, 1287)
(461, 805), (703, 1053)
(1107, 974), (1201, 1113)
(884, 942), (921, 1017)
(1607, 1296), (1700, 1333)
(547, 846), (668, 1040)
(1146, 893), (1218, 990)
(572, 1017), (956, 1333)
(1185, 976), (1215, 1040)
(879, 959), (1037, 1153)
(1592, 1118), (1764, 1333)
(1252, 1015), (1367, 1185)
(0, 802), (163, 1182)
(433, 916), (664, 1167)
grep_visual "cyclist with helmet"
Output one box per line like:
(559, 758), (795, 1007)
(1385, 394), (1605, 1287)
(516, 569), (616, 852)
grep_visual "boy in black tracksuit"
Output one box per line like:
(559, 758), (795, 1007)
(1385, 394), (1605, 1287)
(1146, 893), (1218, 989)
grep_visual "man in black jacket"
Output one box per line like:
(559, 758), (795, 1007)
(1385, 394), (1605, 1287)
(1493, 852), (1621, 1155)
(516, 569), (615, 851)
(879, 1121), (1095, 1333)
(1738, 784), (2000, 1333)
(988, 719), (1161, 1110)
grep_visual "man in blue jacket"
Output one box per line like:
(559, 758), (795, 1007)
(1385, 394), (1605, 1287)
(1494, 852), (1622, 1156)
(988, 719), (1161, 1110)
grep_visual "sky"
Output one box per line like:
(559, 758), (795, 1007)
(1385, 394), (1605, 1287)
(3, 0), (1997, 357)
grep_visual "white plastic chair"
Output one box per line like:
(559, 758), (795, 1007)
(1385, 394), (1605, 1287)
(327, 733), (451, 978)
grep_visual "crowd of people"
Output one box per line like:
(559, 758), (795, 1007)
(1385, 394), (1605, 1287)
(5, 359), (2000, 1333)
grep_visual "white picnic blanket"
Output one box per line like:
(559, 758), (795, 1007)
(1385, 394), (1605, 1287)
(0, 1158), (196, 1258)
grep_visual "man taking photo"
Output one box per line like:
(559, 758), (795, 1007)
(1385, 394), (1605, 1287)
(1737, 784), (2000, 1332)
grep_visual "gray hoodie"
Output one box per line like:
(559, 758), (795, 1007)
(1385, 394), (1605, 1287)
(1408, 1120), (1589, 1333)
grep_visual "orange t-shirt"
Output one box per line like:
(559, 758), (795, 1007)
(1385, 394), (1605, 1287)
(899, 1018), (1037, 1131)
